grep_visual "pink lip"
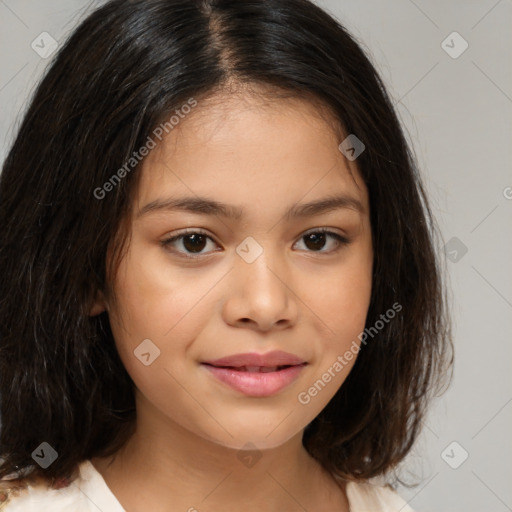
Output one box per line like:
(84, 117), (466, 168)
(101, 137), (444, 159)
(204, 350), (305, 368)
(202, 364), (307, 397)
(201, 350), (308, 397)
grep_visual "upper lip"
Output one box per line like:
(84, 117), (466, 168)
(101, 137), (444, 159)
(203, 350), (306, 368)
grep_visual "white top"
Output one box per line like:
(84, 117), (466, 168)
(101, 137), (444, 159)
(0, 460), (414, 511)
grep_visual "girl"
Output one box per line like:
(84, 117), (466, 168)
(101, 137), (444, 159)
(0, 0), (452, 510)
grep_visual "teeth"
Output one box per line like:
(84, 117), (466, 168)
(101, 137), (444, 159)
(216, 365), (295, 372)
(240, 366), (279, 372)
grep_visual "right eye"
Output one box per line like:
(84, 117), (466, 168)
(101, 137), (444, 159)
(160, 229), (220, 258)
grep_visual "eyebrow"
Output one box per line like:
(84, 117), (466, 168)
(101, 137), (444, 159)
(136, 194), (365, 220)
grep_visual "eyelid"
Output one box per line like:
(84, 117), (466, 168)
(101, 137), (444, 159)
(301, 227), (349, 242)
(160, 228), (219, 258)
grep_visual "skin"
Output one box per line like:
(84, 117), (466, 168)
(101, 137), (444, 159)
(91, 87), (373, 512)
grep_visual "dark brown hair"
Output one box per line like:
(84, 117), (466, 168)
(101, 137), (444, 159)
(0, 0), (452, 488)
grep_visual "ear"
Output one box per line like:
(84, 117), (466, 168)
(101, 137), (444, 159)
(89, 289), (108, 316)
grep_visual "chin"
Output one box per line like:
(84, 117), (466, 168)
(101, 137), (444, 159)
(211, 433), (296, 452)
(196, 412), (308, 452)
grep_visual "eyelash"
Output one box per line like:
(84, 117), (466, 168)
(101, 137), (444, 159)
(160, 228), (351, 259)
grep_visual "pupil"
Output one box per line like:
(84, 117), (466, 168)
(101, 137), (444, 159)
(305, 233), (326, 251)
(183, 234), (206, 253)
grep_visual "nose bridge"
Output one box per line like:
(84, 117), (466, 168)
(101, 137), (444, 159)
(223, 235), (297, 330)
(237, 237), (287, 297)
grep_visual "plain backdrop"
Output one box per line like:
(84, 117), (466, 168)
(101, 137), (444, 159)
(1, 1), (511, 511)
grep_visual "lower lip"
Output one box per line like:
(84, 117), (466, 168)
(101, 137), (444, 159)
(202, 364), (307, 397)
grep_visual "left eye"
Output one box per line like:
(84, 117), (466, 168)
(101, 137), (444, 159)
(294, 229), (349, 253)
(161, 229), (350, 258)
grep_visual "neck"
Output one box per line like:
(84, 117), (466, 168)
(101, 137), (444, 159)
(92, 394), (348, 512)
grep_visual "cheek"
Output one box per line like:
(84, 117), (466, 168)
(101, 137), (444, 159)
(297, 274), (371, 415)
(308, 253), (372, 387)
(106, 249), (220, 390)
(106, 261), (201, 413)
(317, 260), (372, 335)
(109, 249), (205, 340)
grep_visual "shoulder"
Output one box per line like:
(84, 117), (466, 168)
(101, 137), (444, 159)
(0, 477), (81, 511)
(0, 470), (88, 511)
(0, 460), (125, 511)
(346, 480), (414, 512)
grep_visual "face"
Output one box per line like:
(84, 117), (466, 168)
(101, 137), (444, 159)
(97, 90), (373, 451)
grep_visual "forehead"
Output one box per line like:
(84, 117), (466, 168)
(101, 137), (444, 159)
(134, 89), (368, 217)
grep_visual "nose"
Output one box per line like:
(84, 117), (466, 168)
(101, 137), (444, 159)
(222, 245), (299, 332)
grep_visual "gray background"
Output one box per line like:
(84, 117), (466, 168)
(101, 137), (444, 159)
(1, 1), (511, 510)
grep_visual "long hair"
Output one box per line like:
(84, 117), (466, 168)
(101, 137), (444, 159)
(0, 0), (452, 486)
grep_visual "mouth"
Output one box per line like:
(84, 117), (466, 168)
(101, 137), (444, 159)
(203, 364), (301, 373)
(200, 361), (308, 397)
